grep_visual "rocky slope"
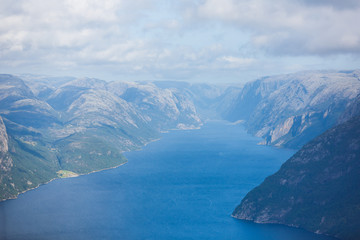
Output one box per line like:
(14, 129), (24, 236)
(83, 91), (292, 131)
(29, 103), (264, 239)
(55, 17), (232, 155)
(338, 94), (360, 124)
(110, 81), (201, 130)
(225, 70), (360, 148)
(153, 80), (242, 120)
(0, 116), (14, 200)
(0, 74), (202, 201)
(232, 114), (360, 240)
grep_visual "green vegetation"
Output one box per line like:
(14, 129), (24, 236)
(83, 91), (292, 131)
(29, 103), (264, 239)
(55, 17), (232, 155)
(0, 136), (59, 200)
(54, 129), (128, 174)
(0, 128), (130, 200)
(233, 116), (360, 240)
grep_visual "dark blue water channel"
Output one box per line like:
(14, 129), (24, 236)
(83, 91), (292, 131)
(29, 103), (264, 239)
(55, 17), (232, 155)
(0, 121), (336, 240)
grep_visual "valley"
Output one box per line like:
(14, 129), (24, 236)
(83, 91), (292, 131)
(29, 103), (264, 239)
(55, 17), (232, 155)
(0, 70), (360, 239)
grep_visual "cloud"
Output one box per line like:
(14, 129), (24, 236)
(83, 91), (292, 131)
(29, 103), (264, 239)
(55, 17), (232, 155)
(0, 0), (359, 83)
(0, 1), (157, 68)
(0, 0), (252, 81)
(299, 0), (360, 9)
(187, 0), (360, 56)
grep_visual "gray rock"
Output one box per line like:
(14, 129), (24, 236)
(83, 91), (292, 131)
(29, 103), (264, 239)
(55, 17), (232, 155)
(226, 70), (360, 148)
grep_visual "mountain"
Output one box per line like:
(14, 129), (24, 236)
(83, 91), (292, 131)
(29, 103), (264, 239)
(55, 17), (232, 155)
(225, 70), (360, 148)
(0, 74), (202, 201)
(0, 75), (63, 199)
(110, 81), (201, 130)
(186, 83), (242, 120)
(232, 114), (360, 240)
(338, 94), (360, 124)
(153, 81), (242, 120)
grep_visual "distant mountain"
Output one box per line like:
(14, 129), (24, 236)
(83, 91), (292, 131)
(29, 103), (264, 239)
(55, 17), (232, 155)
(232, 114), (360, 240)
(153, 81), (242, 120)
(0, 74), (202, 201)
(186, 83), (241, 120)
(225, 70), (360, 148)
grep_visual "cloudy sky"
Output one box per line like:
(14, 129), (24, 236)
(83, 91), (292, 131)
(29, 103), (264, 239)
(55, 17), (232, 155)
(1, 0), (360, 83)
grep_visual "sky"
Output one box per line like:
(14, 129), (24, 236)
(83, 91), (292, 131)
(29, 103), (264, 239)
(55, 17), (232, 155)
(0, 0), (360, 84)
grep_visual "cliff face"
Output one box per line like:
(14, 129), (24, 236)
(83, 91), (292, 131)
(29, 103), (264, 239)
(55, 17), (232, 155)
(225, 70), (360, 148)
(0, 116), (14, 200)
(0, 116), (9, 154)
(232, 115), (360, 240)
(0, 115), (12, 173)
(338, 94), (360, 124)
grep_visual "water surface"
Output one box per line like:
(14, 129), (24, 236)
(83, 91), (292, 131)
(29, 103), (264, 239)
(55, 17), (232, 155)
(0, 121), (336, 239)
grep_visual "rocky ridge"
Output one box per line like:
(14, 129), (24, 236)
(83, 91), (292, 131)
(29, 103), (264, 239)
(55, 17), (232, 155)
(225, 70), (360, 148)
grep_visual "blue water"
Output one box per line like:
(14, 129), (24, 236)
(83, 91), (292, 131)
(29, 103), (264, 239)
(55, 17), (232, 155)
(0, 121), (336, 240)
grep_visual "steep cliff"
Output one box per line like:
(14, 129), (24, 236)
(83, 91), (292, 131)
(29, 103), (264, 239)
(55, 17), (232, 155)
(225, 70), (360, 148)
(232, 115), (360, 240)
(338, 94), (360, 124)
(0, 116), (14, 199)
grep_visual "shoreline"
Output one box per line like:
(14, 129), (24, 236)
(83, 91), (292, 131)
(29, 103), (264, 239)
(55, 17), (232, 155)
(0, 161), (128, 203)
(0, 124), (202, 203)
(231, 216), (336, 240)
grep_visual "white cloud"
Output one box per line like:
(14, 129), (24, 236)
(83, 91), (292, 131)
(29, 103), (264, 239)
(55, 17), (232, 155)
(0, 0), (155, 66)
(188, 0), (360, 55)
(0, 0), (359, 83)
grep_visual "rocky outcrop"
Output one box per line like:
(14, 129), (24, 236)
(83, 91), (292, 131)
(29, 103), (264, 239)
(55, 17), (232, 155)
(232, 115), (360, 240)
(225, 70), (360, 148)
(0, 116), (12, 172)
(0, 115), (14, 200)
(0, 116), (9, 153)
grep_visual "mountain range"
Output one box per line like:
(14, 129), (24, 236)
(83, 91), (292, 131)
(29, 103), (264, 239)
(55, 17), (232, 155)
(1, 70), (360, 240)
(0, 74), (201, 200)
